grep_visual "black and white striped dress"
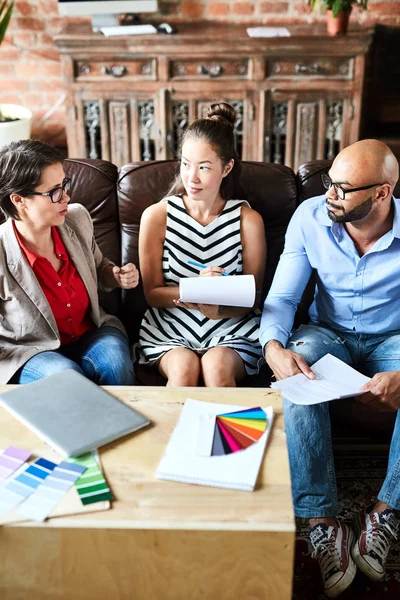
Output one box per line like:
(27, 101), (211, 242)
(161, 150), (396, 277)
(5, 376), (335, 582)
(136, 196), (263, 375)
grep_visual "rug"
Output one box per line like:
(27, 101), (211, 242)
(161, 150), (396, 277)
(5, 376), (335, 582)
(293, 451), (400, 599)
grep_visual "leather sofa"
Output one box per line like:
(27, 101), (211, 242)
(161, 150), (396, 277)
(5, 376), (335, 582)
(17, 157), (400, 441)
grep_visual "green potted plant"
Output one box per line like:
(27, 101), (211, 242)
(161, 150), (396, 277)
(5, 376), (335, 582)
(0, 0), (13, 44)
(0, 1), (33, 145)
(308, 0), (368, 36)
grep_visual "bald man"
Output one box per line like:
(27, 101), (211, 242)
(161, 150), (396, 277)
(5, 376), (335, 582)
(260, 140), (400, 598)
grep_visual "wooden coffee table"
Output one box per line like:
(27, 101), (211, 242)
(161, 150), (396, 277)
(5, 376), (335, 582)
(0, 386), (294, 600)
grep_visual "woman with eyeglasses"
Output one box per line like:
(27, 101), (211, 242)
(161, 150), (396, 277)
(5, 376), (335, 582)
(0, 139), (139, 385)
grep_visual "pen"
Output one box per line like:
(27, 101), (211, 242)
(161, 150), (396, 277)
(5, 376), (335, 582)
(187, 260), (262, 293)
(188, 259), (229, 276)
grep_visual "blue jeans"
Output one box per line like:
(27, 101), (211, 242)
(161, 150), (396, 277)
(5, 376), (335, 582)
(14, 326), (135, 386)
(284, 323), (400, 518)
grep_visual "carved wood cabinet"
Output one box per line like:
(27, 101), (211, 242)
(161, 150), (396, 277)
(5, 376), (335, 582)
(55, 23), (373, 169)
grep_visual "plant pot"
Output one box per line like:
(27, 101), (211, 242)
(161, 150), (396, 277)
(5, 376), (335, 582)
(326, 10), (351, 36)
(0, 104), (33, 147)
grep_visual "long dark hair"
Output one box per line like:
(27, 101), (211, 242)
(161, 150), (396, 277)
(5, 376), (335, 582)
(166, 102), (241, 200)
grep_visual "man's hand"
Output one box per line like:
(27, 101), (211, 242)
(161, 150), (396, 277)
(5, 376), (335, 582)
(357, 371), (400, 411)
(112, 263), (139, 289)
(264, 340), (315, 381)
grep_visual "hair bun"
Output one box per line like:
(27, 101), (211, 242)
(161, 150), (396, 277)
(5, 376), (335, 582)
(206, 102), (236, 129)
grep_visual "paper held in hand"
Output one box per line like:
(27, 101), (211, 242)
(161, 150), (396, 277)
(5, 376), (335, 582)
(179, 274), (255, 307)
(271, 354), (371, 405)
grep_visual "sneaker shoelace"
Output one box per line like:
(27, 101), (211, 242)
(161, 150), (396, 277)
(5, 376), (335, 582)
(365, 511), (399, 563)
(311, 526), (342, 578)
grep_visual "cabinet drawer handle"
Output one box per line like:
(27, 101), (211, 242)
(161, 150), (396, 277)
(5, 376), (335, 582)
(101, 65), (127, 78)
(197, 64), (224, 78)
(295, 63), (323, 75)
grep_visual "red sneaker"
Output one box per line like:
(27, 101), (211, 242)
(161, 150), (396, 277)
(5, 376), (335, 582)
(352, 508), (399, 582)
(310, 521), (356, 598)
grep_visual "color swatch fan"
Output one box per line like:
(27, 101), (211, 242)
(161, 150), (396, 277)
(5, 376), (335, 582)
(212, 407), (267, 456)
(157, 399), (274, 491)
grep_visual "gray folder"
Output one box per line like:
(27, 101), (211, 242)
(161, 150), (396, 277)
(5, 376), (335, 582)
(0, 369), (150, 457)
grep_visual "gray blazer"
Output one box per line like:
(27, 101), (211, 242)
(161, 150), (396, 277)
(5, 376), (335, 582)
(0, 203), (126, 383)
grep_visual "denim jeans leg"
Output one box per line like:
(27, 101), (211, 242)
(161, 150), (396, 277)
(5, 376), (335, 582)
(284, 399), (339, 518)
(76, 326), (135, 386)
(287, 324), (353, 366)
(361, 332), (400, 377)
(15, 351), (84, 384)
(361, 333), (400, 511)
(284, 324), (353, 518)
(378, 411), (400, 510)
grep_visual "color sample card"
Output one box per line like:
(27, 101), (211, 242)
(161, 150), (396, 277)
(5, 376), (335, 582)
(71, 452), (113, 505)
(16, 460), (87, 522)
(211, 407), (267, 456)
(0, 457), (57, 515)
(0, 446), (31, 482)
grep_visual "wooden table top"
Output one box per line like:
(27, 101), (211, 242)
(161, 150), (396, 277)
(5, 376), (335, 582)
(0, 386), (294, 533)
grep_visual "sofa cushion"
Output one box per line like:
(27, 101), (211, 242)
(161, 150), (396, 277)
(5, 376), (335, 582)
(63, 158), (121, 316)
(297, 159), (332, 203)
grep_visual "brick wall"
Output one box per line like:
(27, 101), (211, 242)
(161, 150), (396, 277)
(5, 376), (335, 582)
(1, 0), (400, 147)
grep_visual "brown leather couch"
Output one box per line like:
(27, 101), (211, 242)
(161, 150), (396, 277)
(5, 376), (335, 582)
(37, 158), (397, 442)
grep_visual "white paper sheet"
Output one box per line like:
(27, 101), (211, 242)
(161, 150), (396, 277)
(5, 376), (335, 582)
(156, 399), (274, 492)
(246, 27), (291, 38)
(100, 24), (157, 36)
(271, 353), (371, 405)
(179, 274), (255, 307)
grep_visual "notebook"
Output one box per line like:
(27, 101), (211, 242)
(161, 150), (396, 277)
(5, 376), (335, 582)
(156, 398), (274, 492)
(0, 370), (150, 457)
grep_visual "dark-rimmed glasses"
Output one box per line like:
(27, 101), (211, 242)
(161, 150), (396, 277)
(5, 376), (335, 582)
(321, 173), (384, 201)
(25, 177), (71, 203)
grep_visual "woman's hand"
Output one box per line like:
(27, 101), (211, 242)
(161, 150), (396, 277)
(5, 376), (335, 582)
(173, 265), (224, 317)
(199, 266), (226, 277)
(173, 299), (220, 319)
(112, 263), (139, 289)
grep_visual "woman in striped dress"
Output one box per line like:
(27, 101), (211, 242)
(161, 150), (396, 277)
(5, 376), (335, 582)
(136, 102), (266, 386)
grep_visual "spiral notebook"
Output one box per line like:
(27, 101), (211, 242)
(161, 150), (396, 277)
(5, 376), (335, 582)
(156, 398), (274, 492)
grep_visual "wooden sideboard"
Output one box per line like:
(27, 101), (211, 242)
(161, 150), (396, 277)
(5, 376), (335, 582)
(55, 23), (373, 170)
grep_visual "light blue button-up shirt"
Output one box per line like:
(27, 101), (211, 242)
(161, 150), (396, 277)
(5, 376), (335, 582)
(259, 195), (400, 349)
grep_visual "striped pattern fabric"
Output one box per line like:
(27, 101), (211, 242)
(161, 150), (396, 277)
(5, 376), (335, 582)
(136, 196), (263, 375)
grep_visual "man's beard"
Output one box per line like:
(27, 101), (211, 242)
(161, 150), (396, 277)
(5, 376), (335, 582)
(327, 195), (373, 223)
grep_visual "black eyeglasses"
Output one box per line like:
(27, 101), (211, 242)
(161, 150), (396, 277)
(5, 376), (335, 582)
(25, 177), (71, 203)
(321, 173), (384, 201)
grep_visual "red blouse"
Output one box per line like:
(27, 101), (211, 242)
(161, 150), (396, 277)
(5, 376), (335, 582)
(14, 223), (94, 345)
